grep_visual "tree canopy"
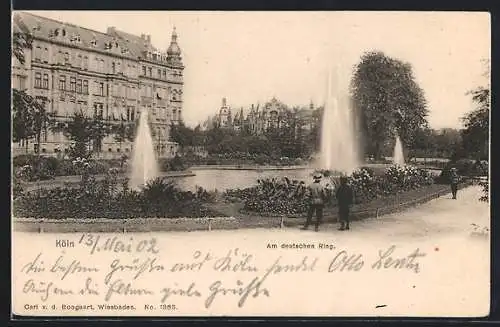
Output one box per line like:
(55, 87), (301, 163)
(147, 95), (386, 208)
(461, 60), (490, 160)
(351, 51), (429, 159)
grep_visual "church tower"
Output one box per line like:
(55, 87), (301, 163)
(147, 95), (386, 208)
(219, 97), (232, 128)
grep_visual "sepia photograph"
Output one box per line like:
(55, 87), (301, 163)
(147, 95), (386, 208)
(11, 10), (490, 317)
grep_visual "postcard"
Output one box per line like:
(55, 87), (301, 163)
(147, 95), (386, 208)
(11, 10), (490, 317)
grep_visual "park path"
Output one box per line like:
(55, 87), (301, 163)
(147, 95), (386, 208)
(321, 185), (490, 241)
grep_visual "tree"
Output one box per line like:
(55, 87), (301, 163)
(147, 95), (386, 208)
(12, 32), (37, 153)
(12, 90), (53, 154)
(112, 122), (136, 151)
(13, 31), (32, 65)
(170, 122), (195, 153)
(12, 89), (35, 152)
(53, 111), (112, 159)
(462, 60), (490, 160)
(31, 96), (54, 154)
(351, 51), (429, 159)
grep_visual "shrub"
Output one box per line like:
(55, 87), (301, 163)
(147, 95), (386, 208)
(13, 175), (222, 219)
(225, 165), (436, 216)
(479, 181), (488, 202)
(13, 154), (36, 167)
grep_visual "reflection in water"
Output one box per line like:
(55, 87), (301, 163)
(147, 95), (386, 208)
(170, 169), (314, 192)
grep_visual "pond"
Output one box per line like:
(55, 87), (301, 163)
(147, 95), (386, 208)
(169, 168), (315, 192)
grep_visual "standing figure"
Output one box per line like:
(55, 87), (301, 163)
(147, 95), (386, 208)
(302, 173), (326, 232)
(449, 167), (460, 199)
(336, 175), (354, 231)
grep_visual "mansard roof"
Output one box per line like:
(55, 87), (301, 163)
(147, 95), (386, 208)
(107, 28), (153, 59)
(13, 12), (174, 63)
(14, 12), (130, 55)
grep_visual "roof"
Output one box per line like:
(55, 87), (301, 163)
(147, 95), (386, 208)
(106, 27), (148, 59)
(13, 12), (178, 63)
(15, 12), (124, 52)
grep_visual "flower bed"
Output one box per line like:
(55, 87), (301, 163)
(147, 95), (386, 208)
(13, 155), (127, 181)
(224, 165), (436, 217)
(13, 170), (223, 219)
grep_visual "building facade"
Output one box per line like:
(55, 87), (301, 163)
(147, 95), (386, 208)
(12, 12), (184, 158)
(216, 97), (319, 135)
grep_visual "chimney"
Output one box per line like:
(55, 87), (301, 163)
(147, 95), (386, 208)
(107, 26), (116, 34)
(141, 34), (145, 40)
(146, 35), (151, 43)
(222, 97), (227, 107)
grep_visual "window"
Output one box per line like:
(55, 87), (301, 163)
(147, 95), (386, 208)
(112, 62), (116, 74)
(158, 69), (161, 78)
(42, 74), (49, 89)
(64, 52), (70, 64)
(76, 79), (82, 93)
(148, 67), (152, 77)
(83, 56), (88, 70)
(142, 66), (146, 76)
(59, 75), (66, 90)
(34, 72), (42, 88)
(99, 82), (104, 96)
(162, 69), (166, 78)
(100, 59), (105, 72)
(83, 80), (88, 94)
(70, 77), (76, 92)
(43, 48), (49, 63)
(58, 51), (64, 65)
(18, 76), (26, 90)
(34, 47), (41, 62)
(77, 54), (82, 68)
(152, 108), (157, 116)
(130, 107), (135, 121)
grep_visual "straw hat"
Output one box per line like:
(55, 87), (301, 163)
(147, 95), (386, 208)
(313, 173), (322, 180)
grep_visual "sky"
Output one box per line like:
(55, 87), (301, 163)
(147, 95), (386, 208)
(21, 11), (490, 129)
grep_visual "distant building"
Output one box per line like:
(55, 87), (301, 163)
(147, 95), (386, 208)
(215, 97), (320, 135)
(11, 12), (184, 158)
(217, 97), (232, 128)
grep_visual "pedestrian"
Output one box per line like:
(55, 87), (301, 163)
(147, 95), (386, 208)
(302, 173), (326, 232)
(336, 175), (354, 231)
(449, 167), (460, 199)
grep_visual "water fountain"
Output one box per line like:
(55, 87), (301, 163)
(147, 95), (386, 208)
(319, 65), (360, 175)
(393, 133), (405, 166)
(129, 109), (160, 190)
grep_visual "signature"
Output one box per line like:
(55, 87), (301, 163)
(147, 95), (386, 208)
(371, 245), (426, 273)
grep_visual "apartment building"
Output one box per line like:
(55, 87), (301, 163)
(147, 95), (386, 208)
(12, 12), (184, 158)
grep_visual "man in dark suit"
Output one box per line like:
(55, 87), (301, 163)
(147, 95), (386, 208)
(336, 175), (354, 231)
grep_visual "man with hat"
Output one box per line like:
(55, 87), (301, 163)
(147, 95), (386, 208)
(302, 173), (326, 232)
(449, 167), (460, 199)
(336, 175), (354, 231)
